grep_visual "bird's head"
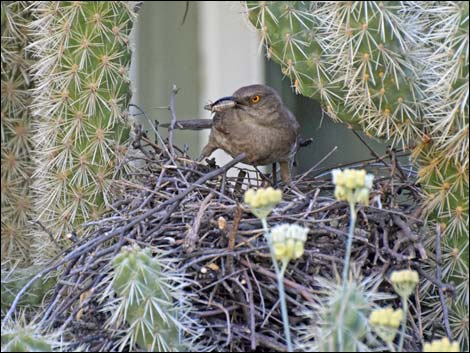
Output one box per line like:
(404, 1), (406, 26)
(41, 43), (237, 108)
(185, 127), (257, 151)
(205, 84), (283, 117)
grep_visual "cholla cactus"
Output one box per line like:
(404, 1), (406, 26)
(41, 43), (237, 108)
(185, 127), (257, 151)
(28, 2), (135, 258)
(1, 263), (55, 314)
(1, 328), (51, 352)
(1, 2), (35, 264)
(299, 276), (389, 352)
(246, 1), (468, 347)
(103, 245), (199, 352)
(1, 316), (63, 352)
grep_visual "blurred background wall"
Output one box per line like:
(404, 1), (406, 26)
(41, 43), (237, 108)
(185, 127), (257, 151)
(131, 1), (386, 176)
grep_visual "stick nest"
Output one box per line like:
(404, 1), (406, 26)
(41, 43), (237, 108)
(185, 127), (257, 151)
(20, 120), (439, 352)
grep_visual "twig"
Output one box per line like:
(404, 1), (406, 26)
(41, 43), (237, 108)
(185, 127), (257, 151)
(239, 258), (315, 303)
(30, 219), (62, 248)
(184, 193), (214, 253)
(351, 129), (388, 167)
(168, 84), (179, 158)
(129, 103), (188, 184)
(3, 154), (245, 326)
(412, 265), (454, 293)
(293, 146), (338, 185)
(244, 270), (257, 350)
(196, 304), (239, 317)
(204, 300), (232, 347)
(149, 153), (247, 235)
(392, 214), (427, 260)
(226, 204), (243, 274)
(180, 1), (190, 25)
(435, 224), (453, 339)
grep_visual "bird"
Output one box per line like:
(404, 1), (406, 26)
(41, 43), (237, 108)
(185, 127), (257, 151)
(162, 84), (310, 184)
(201, 84), (302, 184)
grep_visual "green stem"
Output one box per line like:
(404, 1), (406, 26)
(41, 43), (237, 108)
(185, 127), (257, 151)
(261, 218), (293, 352)
(398, 297), (408, 352)
(388, 342), (397, 352)
(342, 201), (356, 285)
(261, 218), (269, 235)
(278, 260), (292, 352)
(337, 283), (350, 352)
(338, 201), (357, 351)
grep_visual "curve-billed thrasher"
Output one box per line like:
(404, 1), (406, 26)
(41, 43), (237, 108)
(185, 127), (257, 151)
(163, 84), (311, 184)
(201, 84), (300, 184)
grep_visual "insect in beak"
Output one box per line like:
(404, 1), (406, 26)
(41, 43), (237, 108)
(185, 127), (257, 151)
(204, 96), (237, 113)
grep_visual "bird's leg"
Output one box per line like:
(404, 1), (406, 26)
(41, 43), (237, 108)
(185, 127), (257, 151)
(234, 169), (247, 195)
(188, 142), (218, 175)
(280, 160), (304, 196)
(218, 170), (227, 201)
(198, 142), (217, 162)
(279, 161), (291, 185)
(272, 162), (278, 186)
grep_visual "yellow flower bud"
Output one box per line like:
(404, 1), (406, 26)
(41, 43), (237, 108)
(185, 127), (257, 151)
(285, 238), (296, 259)
(269, 189), (282, 203)
(369, 307), (403, 344)
(344, 169), (357, 189)
(293, 241), (304, 259)
(244, 189), (255, 204)
(332, 169), (344, 186)
(273, 243), (286, 260)
(369, 310), (381, 324)
(251, 194), (261, 208)
(332, 169), (374, 204)
(244, 187), (283, 220)
(259, 189), (268, 206)
(355, 169), (366, 187)
(423, 337), (459, 352)
(334, 185), (347, 201)
(355, 187), (370, 205)
(271, 228), (285, 243)
(390, 308), (403, 328)
(391, 269), (419, 298)
(270, 223), (308, 263)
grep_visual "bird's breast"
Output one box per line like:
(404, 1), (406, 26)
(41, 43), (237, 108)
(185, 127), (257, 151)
(212, 114), (297, 166)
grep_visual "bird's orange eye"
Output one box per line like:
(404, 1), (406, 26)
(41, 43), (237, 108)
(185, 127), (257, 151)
(251, 95), (260, 103)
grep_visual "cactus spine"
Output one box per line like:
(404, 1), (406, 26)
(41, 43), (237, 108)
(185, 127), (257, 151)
(299, 277), (387, 352)
(29, 1), (135, 253)
(106, 246), (194, 352)
(1, 317), (62, 352)
(246, 1), (468, 347)
(1, 329), (52, 352)
(1, 1), (35, 264)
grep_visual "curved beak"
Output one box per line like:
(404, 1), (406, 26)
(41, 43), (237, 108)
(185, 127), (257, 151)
(204, 96), (238, 112)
